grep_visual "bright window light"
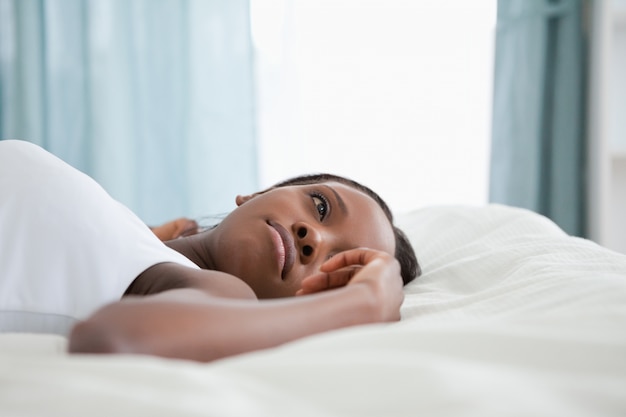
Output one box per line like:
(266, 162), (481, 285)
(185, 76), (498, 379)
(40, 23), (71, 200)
(251, 0), (496, 213)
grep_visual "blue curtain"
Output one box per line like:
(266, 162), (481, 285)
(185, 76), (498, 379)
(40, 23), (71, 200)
(489, 0), (587, 236)
(0, 0), (257, 225)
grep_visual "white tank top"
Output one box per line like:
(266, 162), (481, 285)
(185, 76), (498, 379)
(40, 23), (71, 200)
(0, 140), (199, 336)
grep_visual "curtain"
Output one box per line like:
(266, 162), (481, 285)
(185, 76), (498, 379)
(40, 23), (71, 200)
(0, 0), (257, 225)
(489, 0), (587, 236)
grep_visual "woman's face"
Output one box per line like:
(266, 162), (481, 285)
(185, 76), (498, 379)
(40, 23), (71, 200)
(207, 182), (395, 298)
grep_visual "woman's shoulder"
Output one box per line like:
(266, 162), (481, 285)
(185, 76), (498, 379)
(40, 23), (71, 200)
(125, 262), (257, 301)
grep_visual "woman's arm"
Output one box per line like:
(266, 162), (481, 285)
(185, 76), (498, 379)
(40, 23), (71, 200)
(68, 248), (402, 362)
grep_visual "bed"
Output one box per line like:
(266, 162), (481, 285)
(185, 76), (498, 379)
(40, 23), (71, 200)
(1, 204), (625, 416)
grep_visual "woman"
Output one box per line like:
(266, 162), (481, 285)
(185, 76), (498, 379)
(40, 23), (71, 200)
(0, 140), (419, 362)
(149, 217), (200, 241)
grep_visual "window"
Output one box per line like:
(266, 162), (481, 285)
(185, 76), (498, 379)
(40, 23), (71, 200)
(252, 0), (496, 212)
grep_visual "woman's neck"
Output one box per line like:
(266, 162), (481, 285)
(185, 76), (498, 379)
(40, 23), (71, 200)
(164, 231), (216, 270)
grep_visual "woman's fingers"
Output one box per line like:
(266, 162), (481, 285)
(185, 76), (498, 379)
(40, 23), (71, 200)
(296, 266), (361, 295)
(320, 248), (393, 272)
(303, 248), (403, 322)
(150, 218), (199, 241)
(175, 218), (199, 238)
(297, 248), (399, 297)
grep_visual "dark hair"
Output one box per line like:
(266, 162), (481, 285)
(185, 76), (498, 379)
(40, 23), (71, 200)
(272, 173), (421, 285)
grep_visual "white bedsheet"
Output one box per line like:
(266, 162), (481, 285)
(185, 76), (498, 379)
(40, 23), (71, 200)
(1, 205), (625, 417)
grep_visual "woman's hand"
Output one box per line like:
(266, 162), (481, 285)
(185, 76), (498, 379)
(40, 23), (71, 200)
(296, 248), (404, 322)
(150, 217), (199, 241)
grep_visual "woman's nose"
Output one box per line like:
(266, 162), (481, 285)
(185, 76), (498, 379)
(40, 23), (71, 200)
(293, 222), (322, 263)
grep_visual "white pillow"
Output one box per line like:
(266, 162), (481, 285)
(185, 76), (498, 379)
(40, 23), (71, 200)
(396, 204), (626, 324)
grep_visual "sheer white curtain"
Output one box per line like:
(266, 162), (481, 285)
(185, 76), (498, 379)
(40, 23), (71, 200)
(252, 0), (496, 212)
(0, 0), (257, 224)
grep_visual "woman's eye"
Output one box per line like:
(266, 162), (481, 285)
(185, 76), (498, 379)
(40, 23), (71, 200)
(312, 194), (329, 220)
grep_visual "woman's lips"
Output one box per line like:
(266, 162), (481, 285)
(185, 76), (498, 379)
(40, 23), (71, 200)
(267, 220), (296, 279)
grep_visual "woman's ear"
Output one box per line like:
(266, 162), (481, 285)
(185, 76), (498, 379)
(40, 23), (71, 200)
(235, 195), (250, 206)
(235, 191), (264, 206)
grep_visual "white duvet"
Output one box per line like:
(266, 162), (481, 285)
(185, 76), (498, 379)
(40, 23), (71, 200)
(2, 205), (626, 417)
